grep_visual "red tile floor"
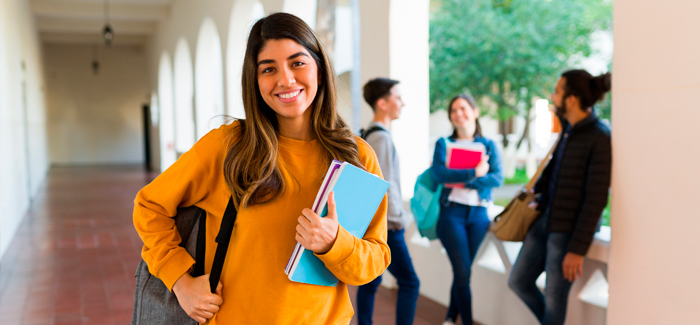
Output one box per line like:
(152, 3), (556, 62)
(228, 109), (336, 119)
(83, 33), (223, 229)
(0, 166), (468, 325)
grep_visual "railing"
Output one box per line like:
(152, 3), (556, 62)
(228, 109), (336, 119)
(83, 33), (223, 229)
(382, 203), (609, 324)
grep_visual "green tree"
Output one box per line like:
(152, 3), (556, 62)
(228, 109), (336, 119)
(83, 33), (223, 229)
(430, 0), (612, 150)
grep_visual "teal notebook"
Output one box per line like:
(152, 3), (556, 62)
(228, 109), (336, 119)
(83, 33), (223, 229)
(284, 160), (389, 286)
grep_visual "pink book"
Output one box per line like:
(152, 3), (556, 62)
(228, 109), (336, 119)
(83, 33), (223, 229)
(445, 142), (486, 170)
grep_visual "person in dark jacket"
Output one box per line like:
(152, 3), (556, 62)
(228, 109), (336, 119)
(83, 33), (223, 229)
(508, 69), (612, 325)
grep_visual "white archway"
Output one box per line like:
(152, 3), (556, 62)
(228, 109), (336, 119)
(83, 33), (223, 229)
(174, 37), (195, 152)
(226, 1), (265, 119)
(282, 0), (317, 29)
(334, 3), (354, 77)
(150, 92), (159, 127)
(195, 17), (225, 140)
(252, 2), (265, 20)
(336, 70), (354, 125)
(149, 91), (160, 171)
(158, 52), (177, 171)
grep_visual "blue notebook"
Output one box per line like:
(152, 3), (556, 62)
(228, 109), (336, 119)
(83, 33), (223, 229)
(284, 160), (389, 286)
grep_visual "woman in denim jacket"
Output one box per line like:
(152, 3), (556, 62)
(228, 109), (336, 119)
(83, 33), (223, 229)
(430, 94), (504, 325)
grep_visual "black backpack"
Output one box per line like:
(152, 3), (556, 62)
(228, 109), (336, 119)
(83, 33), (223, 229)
(359, 125), (386, 140)
(132, 198), (237, 324)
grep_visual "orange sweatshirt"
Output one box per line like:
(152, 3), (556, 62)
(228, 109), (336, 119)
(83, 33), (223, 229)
(133, 121), (390, 324)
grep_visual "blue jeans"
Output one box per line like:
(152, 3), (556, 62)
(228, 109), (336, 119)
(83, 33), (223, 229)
(507, 210), (574, 325)
(437, 203), (490, 323)
(357, 229), (420, 325)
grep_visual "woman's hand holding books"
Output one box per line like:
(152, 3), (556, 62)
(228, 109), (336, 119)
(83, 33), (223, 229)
(296, 191), (340, 254)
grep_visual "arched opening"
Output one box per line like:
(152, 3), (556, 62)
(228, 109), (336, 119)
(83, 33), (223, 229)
(334, 2), (354, 77)
(174, 37), (196, 153)
(283, 0), (317, 29)
(334, 0), (360, 130)
(158, 52), (177, 171)
(195, 17), (225, 140)
(336, 70), (353, 126)
(150, 92), (159, 127)
(226, 1), (265, 119)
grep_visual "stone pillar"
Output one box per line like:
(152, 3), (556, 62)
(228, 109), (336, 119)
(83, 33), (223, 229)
(608, 0), (700, 323)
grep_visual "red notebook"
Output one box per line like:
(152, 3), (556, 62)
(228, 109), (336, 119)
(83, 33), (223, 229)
(445, 141), (486, 169)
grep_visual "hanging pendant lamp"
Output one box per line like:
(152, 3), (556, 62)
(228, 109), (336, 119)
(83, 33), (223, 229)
(103, 0), (114, 46)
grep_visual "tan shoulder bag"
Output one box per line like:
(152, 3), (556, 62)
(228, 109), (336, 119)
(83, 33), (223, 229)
(491, 136), (559, 241)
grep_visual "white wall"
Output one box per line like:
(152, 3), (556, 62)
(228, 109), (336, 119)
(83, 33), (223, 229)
(0, 0), (49, 259)
(608, 0), (700, 323)
(44, 44), (149, 165)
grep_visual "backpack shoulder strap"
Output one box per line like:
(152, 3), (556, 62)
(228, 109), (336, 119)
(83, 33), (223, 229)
(360, 125), (387, 140)
(208, 196), (237, 292)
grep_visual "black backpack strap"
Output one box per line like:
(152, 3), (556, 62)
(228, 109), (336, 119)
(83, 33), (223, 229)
(192, 211), (207, 277)
(209, 196), (237, 293)
(360, 125), (386, 140)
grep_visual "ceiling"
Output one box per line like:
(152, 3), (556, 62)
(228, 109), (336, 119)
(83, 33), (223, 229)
(32, 0), (174, 46)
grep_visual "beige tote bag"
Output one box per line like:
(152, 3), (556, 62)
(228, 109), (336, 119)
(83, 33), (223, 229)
(491, 136), (559, 241)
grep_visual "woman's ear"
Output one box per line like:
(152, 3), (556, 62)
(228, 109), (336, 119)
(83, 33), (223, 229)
(474, 108), (480, 119)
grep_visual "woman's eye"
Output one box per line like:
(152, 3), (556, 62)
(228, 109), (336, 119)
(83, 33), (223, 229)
(260, 67), (273, 74)
(292, 61), (306, 67)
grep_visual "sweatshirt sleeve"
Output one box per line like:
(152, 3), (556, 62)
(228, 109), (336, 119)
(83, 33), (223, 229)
(133, 126), (229, 290)
(430, 137), (477, 183)
(465, 138), (504, 190)
(314, 138), (391, 286)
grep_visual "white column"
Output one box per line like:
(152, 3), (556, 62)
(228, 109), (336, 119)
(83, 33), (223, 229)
(282, 0), (318, 29)
(608, 0), (700, 323)
(260, 0), (285, 14)
(359, 0), (430, 199)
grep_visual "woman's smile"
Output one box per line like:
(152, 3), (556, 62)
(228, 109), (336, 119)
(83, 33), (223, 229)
(276, 89), (304, 103)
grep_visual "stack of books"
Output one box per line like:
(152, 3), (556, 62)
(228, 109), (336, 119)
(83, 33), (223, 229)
(284, 160), (389, 287)
(444, 141), (486, 188)
(445, 141), (486, 169)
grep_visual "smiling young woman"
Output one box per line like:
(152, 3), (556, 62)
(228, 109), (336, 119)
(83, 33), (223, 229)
(133, 12), (390, 325)
(229, 12), (367, 210)
(431, 94), (504, 325)
(255, 39), (319, 138)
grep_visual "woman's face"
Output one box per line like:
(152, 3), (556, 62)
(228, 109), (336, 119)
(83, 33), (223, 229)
(256, 39), (319, 124)
(449, 98), (479, 128)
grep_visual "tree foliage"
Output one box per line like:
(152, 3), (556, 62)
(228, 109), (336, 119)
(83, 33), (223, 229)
(429, 0), (612, 128)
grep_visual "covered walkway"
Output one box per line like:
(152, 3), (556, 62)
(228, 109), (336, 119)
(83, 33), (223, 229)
(0, 167), (149, 324)
(0, 166), (466, 325)
(2, 0), (699, 324)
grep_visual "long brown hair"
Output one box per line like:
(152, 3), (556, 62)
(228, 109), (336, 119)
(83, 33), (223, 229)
(448, 94), (482, 139)
(224, 12), (363, 209)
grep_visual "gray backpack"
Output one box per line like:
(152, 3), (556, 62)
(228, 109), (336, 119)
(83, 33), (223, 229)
(132, 198), (237, 324)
